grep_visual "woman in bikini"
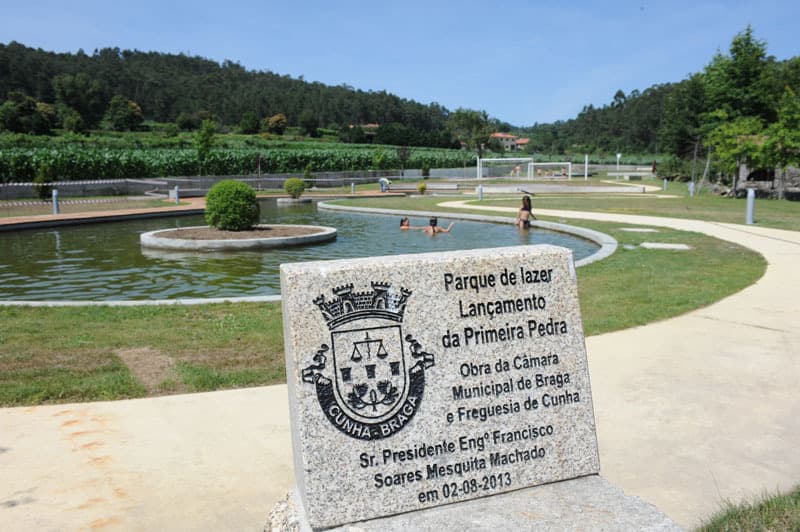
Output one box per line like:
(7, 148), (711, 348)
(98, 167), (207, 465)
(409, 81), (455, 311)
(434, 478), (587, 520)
(516, 195), (536, 229)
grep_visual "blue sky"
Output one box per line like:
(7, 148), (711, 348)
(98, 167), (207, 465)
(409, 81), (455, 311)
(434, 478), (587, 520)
(2, 1), (798, 126)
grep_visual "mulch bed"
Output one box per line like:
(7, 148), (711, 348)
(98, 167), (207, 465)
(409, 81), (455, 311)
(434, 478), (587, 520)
(156, 225), (324, 240)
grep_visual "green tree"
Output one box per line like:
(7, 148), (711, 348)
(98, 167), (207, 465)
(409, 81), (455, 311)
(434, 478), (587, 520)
(265, 113), (287, 134)
(705, 110), (763, 188)
(57, 104), (85, 133)
(194, 119), (216, 175)
(702, 26), (775, 122)
(299, 109), (318, 137)
(176, 112), (200, 131)
(763, 88), (800, 199)
(659, 76), (706, 157)
(447, 108), (493, 158)
(52, 73), (108, 129)
(104, 95), (144, 131)
(0, 91), (53, 134)
(339, 124), (366, 143)
(239, 111), (260, 134)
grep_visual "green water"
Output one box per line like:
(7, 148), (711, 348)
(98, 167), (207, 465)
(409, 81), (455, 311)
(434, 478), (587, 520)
(0, 200), (597, 300)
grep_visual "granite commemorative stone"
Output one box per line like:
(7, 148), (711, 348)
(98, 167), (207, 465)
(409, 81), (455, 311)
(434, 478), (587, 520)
(280, 245), (600, 529)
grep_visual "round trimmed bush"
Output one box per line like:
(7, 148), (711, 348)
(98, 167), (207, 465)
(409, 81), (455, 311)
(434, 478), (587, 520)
(205, 180), (260, 231)
(284, 177), (306, 198)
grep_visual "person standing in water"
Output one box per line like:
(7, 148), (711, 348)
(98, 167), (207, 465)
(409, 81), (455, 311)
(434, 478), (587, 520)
(516, 195), (536, 229)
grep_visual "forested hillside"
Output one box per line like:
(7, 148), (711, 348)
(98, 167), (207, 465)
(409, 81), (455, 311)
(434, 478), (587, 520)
(518, 27), (800, 161)
(1, 26), (799, 191)
(0, 41), (454, 144)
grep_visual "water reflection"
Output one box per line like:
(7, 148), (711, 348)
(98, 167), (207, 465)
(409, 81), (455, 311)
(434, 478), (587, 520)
(0, 200), (597, 300)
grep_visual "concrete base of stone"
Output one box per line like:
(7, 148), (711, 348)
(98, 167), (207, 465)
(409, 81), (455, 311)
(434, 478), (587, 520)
(140, 224), (336, 251)
(277, 198), (313, 205)
(265, 475), (682, 532)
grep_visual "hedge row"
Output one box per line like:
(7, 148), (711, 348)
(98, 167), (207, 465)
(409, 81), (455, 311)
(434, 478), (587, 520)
(0, 147), (476, 182)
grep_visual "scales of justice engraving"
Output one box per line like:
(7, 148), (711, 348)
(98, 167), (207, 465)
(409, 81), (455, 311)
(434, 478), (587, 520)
(302, 282), (435, 440)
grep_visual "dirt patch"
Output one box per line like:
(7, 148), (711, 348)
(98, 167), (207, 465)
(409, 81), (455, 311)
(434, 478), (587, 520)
(115, 347), (178, 393)
(155, 225), (324, 240)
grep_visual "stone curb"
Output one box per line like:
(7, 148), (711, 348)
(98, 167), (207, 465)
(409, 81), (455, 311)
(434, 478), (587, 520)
(140, 224), (336, 251)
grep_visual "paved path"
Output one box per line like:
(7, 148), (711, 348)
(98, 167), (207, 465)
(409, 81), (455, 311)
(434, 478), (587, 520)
(1, 204), (799, 530)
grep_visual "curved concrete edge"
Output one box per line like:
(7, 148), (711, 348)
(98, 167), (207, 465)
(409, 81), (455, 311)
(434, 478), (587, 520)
(317, 201), (617, 268)
(140, 224), (336, 251)
(0, 208), (204, 232)
(276, 197), (312, 204)
(0, 295), (283, 307)
(2, 207), (615, 307)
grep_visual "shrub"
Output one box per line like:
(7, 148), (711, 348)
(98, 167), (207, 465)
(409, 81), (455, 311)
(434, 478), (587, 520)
(284, 177), (306, 198)
(417, 182), (426, 195)
(265, 113), (287, 135)
(162, 123), (179, 137)
(105, 95), (144, 131)
(204, 180), (260, 231)
(34, 163), (56, 200)
(421, 164), (430, 178)
(303, 163), (315, 188)
(239, 112), (260, 134)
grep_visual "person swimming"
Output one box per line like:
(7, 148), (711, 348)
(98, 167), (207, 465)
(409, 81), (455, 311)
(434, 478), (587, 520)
(400, 217), (424, 230)
(422, 217), (453, 235)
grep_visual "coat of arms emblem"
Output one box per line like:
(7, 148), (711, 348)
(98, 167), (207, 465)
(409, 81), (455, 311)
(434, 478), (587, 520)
(302, 282), (435, 440)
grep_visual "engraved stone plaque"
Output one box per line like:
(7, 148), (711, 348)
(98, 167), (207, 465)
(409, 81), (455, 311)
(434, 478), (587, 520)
(281, 245), (599, 529)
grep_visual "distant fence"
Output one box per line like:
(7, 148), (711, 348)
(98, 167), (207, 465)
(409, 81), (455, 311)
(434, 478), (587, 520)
(2, 165), (638, 200)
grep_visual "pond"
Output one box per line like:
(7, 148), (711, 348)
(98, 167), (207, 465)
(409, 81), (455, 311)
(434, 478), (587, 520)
(0, 199), (598, 301)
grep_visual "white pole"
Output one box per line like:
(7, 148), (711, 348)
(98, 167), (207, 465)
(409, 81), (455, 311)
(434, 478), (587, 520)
(52, 189), (59, 215)
(584, 154), (588, 180)
(746, 188), (755, 224)
(477, 158), (481, 180)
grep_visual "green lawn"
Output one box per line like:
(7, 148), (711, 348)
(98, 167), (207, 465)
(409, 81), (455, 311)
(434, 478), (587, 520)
(0, 191), (770, 406)
(340, 178), (800, 231)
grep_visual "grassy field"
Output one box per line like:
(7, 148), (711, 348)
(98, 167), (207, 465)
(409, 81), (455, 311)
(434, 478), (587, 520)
(0, 303), (284, 405)
(344, 177), (800, 231)
(0, 192), (767, 406)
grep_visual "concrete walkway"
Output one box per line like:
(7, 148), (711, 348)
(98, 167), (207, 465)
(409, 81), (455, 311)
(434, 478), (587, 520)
(2, 205), (799, 530)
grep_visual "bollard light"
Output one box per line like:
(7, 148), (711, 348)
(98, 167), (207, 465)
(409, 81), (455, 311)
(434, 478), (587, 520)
(746, 187), (755, 225)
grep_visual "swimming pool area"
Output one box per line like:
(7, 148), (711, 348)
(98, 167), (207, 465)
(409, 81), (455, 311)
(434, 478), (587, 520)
(0, 199), (599, 301)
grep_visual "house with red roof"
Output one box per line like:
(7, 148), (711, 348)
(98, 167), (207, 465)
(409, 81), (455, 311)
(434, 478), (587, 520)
(489, 132), (530, 151)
